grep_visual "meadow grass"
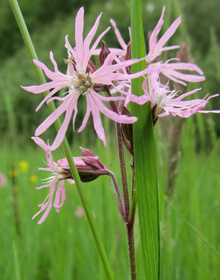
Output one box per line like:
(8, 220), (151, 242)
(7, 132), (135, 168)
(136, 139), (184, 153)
(0, 121), (219, 280)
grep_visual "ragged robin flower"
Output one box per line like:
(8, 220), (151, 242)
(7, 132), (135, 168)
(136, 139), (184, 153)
(32, 137), (110, 224)
(111, 6), (205, 86)
(22, 7), (150, 151)
(142, 72), (220, 124)
(110, 6), (220, 121)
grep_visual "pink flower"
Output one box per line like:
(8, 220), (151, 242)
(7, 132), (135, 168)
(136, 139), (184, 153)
(147, 6), (180, 61)
(110, 6), (205, 86)
(22, 7), (144, 150)
(31, 137), (71, 224)
(0, 173), (7, 187)
(109, 6), (219, 117)
(109, 19), (130, 58)
(142, 73), (220, 123)
(32, 137), (111, 223)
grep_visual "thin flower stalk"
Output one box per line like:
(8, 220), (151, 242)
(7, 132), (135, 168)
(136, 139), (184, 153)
(107, 171), (126, 222)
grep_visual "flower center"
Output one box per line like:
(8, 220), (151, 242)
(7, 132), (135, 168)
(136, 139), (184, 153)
(151, 82), (178, 116)
(53, 164), (72, 181)
(72, 72), (93, 95)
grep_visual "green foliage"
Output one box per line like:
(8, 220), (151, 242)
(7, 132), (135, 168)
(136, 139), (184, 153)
(0, 0), (92, 62)
(0, 133), (219, 279)
(182, 0), (220, 54)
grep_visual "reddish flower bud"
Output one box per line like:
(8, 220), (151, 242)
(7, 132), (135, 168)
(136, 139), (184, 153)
(99, 41), (111, 67)
(176, 42), (194, 64)
(125, 42), (131, 74)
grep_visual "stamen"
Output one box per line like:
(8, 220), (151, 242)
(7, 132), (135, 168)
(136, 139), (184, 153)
(72, 71), (93, 95)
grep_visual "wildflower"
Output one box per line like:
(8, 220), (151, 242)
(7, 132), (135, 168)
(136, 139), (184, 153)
(110, 6), (220, 119)
(30, 175), (38, 183)
(32, 137), (70, 224)
(32, 137), (110, 223)
(19, 161), (29, 172)
(22, 7), (147, 150)
(110, 6), (205, 86)
(142, 73), (220, 124)
(147, 6), (180, 61)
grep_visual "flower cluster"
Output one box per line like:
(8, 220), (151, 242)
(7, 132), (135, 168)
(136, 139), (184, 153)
(110, 6), (220, 122)
(24, 6), (219, 222)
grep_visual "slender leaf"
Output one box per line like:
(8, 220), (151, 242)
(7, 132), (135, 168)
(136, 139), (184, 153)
(130, 0), (159, 279)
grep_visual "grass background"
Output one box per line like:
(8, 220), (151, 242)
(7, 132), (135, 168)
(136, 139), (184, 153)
(0, 118), (219, 279)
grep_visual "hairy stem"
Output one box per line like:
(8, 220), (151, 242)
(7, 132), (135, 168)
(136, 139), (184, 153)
(126, 225), (137, 280)
(108, 171), (126, 222)
(116, 122), (137, 280)
(116, 122), (130, 221)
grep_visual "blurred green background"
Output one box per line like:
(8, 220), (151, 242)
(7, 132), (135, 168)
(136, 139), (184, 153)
(0, 0), (220, 279)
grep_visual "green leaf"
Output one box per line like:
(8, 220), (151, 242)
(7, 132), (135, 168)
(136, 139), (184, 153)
(130, 0), (160, 279)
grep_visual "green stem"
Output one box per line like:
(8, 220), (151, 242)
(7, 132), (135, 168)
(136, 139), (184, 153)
(8, 1), (114, 279)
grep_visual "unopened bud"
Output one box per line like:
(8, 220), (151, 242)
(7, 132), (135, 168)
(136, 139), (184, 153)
(176, 42), (194, 64)
(86, 59), (97, 74)
(125, 42), (131, 74)
(55, 147), (110, 183)
(125, 42), (131, 61)
(76, 147), (109, 182)
(99, 41), (111, 67)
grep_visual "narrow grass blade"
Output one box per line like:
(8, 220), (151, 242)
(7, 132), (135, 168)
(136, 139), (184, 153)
(168, 200), (220, 257)
(12, 241), (21, 280)
(131, 0), (159, 279)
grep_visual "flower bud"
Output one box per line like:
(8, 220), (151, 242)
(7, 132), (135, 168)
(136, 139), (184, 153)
(176, 42), (194, 64)
(99, 41), (111, 67)
(78, 147), (109, 182)
(125, 42), (131, 74)
(57, 147), (109, 183)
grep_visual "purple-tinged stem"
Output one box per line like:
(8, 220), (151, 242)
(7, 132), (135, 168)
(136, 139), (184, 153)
(108, 171), (126, 222)
(115, 122), (137, 280)
(116, 122), (130, 221)
(126, 225), (137, 280)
